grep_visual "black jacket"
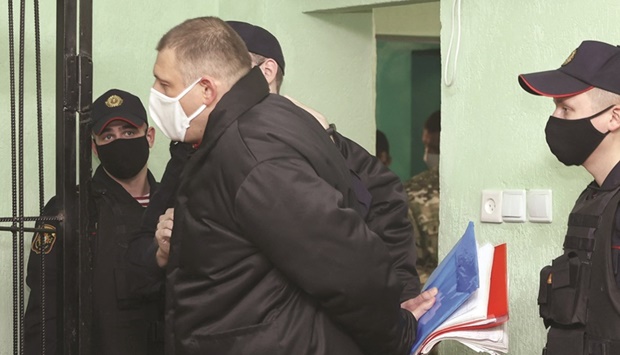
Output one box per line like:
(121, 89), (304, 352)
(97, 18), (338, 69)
(127, 141), (195, 295)
(330, 129), (420, 300)
(24, 166), (162, 355)
(168, 67), (417, 355)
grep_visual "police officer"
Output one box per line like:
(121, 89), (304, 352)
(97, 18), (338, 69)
(519, 40), (620, 355)
(404, 110), (440, 285)
(24, 89), (162, 355)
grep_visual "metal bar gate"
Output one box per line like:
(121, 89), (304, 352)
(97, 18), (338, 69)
(3, 0), (93, 353)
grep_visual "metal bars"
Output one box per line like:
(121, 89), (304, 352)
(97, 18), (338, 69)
(3, 0), (93, 353)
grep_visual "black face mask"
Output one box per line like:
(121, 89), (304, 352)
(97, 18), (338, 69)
(544, 105), (613, 166)
(95, 135), (150, 179)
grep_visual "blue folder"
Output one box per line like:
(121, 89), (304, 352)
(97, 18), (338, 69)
(410, 221), (480, 354)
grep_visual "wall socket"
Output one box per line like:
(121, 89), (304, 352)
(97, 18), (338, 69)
(480, 190), (503, 223)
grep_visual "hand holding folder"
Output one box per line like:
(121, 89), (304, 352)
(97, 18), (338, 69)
(409, 222), (509, 355)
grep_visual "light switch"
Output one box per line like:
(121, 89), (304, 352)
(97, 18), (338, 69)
(528, 189), (552, 223)
(502, 189), (526, 223)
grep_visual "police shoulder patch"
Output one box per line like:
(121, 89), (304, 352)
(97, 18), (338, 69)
(31, 224), (57, 255)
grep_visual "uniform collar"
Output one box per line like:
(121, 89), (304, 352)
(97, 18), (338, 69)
(597, 161), (620, 190)
(92, 165), (157, 201)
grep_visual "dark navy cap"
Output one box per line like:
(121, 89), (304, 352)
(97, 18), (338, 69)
(91, 89), (148, 134)
(227, 20), (285, 75)
(519, 40), (620, 97)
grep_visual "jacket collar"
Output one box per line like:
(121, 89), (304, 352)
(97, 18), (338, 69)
(92, 165), (157, 202)
(199, 67), (270, 155)
(596, 160), (620, 191)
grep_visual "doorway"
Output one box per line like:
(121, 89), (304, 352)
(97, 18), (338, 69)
(375, 38), (441, 181)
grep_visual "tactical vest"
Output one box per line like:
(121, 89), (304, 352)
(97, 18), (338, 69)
(539, 183), (620, 355)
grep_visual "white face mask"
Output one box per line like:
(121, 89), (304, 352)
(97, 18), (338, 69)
(149, 78), (207, 142)
(423, 150), (440, 169)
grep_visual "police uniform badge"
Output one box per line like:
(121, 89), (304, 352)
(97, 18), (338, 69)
(562, 49), (577, 66)
(31, 224), (57, 255)
(105, 94), (123, 108)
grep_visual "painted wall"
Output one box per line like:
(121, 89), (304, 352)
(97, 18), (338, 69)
(438, 1), (620, 354)
(305, 0), (434, 13)
(374, 1), (440, 37)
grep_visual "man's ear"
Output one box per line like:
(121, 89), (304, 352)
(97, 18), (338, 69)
(198, 76), (218, 107)
(610, 105), (620, 132)
(259, 58), (278, 87)
(146, 126), (156, 148)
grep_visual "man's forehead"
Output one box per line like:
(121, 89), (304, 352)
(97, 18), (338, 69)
(154, 48), (181, 79)
(97, 119), (139, 133)
(553, 92), (587, 105)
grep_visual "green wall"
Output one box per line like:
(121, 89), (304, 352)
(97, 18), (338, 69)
(374, 1), (440, 37)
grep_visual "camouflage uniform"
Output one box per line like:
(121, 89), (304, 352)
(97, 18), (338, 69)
(404, 166), (439, 286)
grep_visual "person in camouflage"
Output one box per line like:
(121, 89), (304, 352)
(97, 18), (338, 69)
(405, 110), (440, 285)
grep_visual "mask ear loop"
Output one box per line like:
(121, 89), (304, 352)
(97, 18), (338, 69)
(585, 105), (615, 121)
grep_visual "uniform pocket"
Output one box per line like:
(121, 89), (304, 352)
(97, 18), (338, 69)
(538, 253), (590, 326)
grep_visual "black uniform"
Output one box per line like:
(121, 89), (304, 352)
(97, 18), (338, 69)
(539, 162), (620, 355)
(24, 166), (162, 355)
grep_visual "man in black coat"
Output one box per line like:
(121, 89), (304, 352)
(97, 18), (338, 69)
(145, 17), (436, 355)
(146, 20), (421, 303)
(129, 20), (424, 355)
(24, 89), (162, 355)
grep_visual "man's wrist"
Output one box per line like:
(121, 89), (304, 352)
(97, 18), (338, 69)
(155, 247), (169, 268)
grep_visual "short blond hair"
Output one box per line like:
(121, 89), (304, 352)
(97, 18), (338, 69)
(157, 17), (251, 87)
(588, 87), (620, 111)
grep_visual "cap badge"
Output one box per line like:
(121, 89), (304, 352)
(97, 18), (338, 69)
(105, 95), (123, 108)
(562, 49), (577, 66)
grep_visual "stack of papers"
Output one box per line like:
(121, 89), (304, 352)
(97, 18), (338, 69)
(410, 222), (509, 355)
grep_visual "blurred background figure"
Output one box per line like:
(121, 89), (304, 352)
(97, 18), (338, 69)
(376, 129), (392, 167)
(404, 110), (440, 285)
